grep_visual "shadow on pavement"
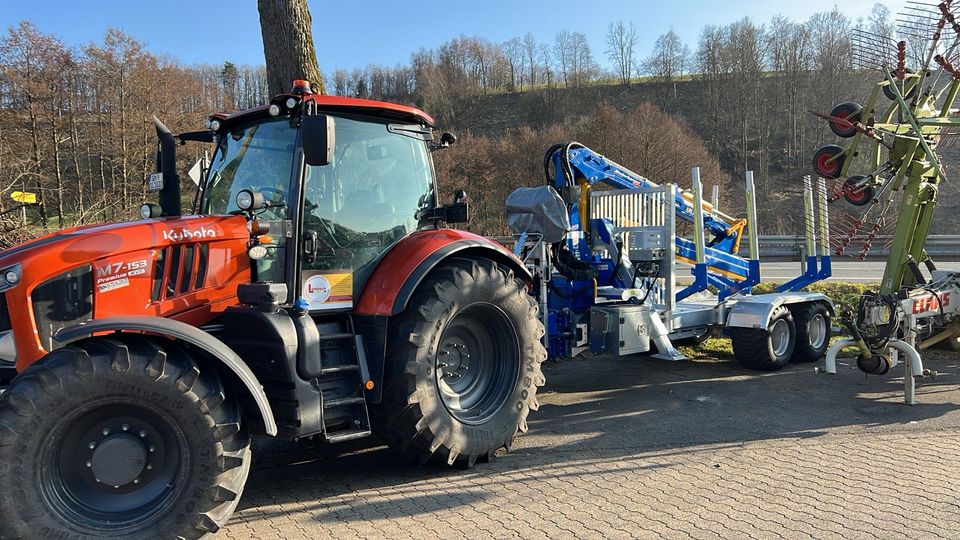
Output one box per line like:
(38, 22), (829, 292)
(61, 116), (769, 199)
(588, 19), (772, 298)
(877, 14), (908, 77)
(235, 350), (960, 521)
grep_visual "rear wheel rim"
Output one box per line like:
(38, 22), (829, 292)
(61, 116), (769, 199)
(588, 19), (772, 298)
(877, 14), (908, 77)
(808, 313), (827, 349)
(770, 319), (792, 357)
(42, 401), (188, 530)
(435, 303), (521, 425)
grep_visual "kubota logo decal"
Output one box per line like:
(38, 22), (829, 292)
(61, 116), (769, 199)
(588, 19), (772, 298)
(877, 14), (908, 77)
(162, 227), (216, 242)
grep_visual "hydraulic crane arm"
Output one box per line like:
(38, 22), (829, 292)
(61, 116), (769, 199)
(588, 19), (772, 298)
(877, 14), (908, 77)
(545, 143), (746, 255)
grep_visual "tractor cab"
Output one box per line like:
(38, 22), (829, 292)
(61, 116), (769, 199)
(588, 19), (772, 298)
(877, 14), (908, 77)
(195, 81), (454, 310)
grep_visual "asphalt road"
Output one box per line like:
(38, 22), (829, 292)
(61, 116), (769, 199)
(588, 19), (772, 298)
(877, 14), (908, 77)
(223, 349), (960, 539)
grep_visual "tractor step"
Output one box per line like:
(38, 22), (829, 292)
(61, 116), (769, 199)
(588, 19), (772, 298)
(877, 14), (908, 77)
(320, 364), (359, 375)
(323, 428), (373, 444)
(318, 332), (355, 341)
(312, 318), (373, 444)
(323, 396), (366, 409)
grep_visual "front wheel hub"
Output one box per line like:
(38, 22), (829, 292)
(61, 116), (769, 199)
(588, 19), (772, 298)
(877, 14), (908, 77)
(90, 434), (147, 487)
(46, 403), (186, 529)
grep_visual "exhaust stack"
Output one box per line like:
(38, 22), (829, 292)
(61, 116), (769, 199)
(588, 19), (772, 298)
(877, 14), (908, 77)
(153, 116), (182, 217)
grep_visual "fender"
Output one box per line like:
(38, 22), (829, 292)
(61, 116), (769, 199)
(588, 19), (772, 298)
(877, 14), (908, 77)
(354, 229), (530, 405)
(725, 292), (835, 330)
(355, 229), (531, 317)
(55, 316), (278, 436)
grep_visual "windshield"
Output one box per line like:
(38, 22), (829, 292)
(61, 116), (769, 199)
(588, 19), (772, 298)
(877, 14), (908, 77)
(202, 117), (296, 216)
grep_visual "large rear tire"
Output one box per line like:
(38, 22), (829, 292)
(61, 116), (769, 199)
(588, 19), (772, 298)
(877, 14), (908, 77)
(731, 306), (796, 371)
(0, 336), (250, 539)
(371, 257), (546, 467)
(790, 303), (832, 363)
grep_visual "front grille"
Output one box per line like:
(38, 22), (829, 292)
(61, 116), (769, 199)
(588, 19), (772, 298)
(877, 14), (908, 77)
(152, 244), (211, 302)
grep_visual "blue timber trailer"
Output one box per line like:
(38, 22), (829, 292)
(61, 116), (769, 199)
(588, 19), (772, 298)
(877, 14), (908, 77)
(507, 143), (835, 371)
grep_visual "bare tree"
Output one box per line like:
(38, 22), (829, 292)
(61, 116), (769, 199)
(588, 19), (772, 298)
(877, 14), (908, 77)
(645, 29), (689, 96)
(503, 37), (525, 91)
(554, 30), (574, 87)
(606, 20), (638, 85)
(523, 32), (539, 86)
(258, 0), (324, 95)
(554, 30), (597, 87)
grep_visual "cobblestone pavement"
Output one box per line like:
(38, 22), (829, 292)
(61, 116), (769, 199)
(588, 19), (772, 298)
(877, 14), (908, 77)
(223, 352), (960, 539)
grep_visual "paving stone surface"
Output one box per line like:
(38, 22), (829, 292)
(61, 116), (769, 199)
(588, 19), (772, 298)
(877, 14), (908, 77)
(223, 351), (960, 539)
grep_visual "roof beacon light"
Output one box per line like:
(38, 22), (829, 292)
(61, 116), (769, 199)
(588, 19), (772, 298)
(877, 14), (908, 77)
(291, 80), (313, 95)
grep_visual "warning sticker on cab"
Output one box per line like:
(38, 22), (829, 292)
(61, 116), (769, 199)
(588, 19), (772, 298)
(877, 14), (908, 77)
(302, 271), (353, 310)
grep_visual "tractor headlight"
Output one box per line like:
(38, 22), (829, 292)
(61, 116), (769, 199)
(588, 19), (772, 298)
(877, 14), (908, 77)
(268, 104), (281, 116)
(236, 189), (264, 212)
(285, 97), (298, 109)
(139, 203), (162, 220)
(247, 244), (269, 260)
(209, 119), (221, 132)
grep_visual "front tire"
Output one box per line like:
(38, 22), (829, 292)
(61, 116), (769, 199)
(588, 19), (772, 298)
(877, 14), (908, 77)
(731, 306), (796, 371)
(371, 257), (546, 467)
(0, 336), (251, 539)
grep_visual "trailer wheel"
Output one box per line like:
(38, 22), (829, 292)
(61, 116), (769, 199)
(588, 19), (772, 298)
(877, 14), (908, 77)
(790, 303), (832, 363)
(371, 257), (546, 467)
(0, 336), (250, 539)
(828, 101), (862, 138)
(883, 71), (919, 101)
(812, 145), (846, 179)
(730, 306), (796, 371)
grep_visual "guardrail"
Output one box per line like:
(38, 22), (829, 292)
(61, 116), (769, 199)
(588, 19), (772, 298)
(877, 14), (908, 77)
(493, 235), (960, 262)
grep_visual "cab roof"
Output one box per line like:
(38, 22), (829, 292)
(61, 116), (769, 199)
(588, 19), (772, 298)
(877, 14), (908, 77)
(211, 94), (435, 128)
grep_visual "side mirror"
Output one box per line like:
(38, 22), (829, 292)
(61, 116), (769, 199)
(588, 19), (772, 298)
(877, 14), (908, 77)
(301, 114), (336, 166)
(430, 131), (457, 151)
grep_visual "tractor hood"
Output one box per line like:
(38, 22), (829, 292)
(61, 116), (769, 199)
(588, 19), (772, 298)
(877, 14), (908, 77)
(0, 215), (249, 270)
(0, 215), (253, 369)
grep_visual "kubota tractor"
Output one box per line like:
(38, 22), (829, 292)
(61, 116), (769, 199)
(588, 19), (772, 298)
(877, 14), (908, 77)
(0, 81), (546, 538)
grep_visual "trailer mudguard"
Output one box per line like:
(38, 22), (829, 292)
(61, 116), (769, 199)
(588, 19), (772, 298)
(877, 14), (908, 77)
(725, 292), (834, 330)
(354, 229), (530, 317)
(55, 316), (278, 436)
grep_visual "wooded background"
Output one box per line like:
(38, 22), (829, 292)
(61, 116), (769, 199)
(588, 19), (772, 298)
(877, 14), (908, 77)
(2, 4), (957, 248)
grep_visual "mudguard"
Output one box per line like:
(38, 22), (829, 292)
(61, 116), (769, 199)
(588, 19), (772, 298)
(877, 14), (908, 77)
(55, 316), (278, 436)
(725, 292), (835, 330)
(355, 229), (531, 316)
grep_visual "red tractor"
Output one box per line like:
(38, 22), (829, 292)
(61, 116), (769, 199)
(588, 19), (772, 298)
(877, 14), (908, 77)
(0, 81), (546, 538)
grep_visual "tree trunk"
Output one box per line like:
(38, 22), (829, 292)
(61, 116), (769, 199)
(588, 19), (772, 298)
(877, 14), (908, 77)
(50, 104), (65, 228)
(258, 0), (325, 95)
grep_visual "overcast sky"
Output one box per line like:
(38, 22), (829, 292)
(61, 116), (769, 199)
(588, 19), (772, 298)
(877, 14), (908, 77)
(2, 0), (908, 72)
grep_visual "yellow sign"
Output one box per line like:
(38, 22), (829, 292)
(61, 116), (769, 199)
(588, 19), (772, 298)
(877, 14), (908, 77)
(10, 191), (37, 204)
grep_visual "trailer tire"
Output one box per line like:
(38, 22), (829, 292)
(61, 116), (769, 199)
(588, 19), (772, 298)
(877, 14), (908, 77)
(731, 306), (796, 371)
(790, 303), (832, 363)
(371, 257), (546, 468)
(0, 335), (250, 539)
